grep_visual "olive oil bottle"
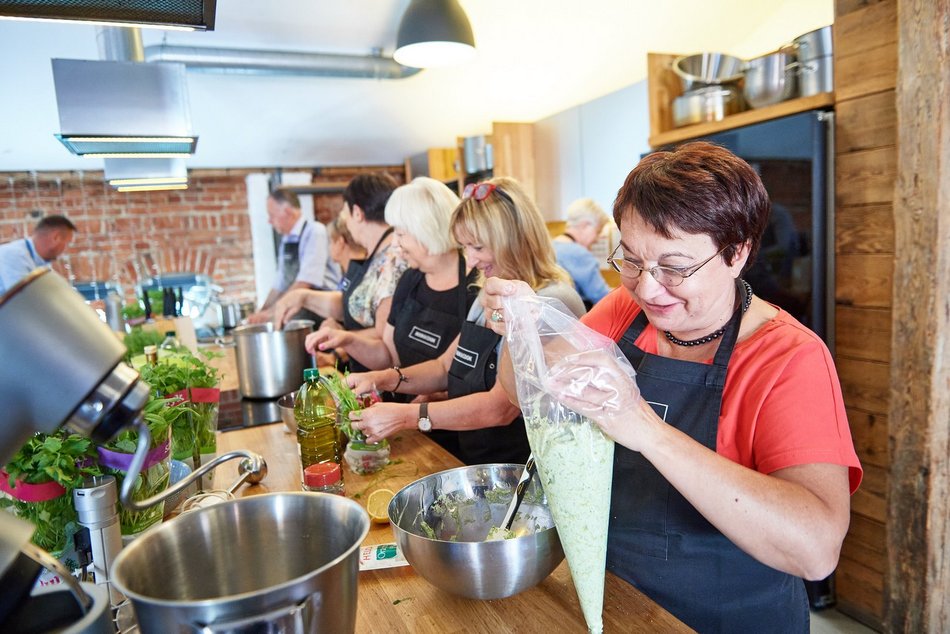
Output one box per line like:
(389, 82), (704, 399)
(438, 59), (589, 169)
(294, 368), (340, 474)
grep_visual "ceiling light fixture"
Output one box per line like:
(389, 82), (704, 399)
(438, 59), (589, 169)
(393, 0), (475, 69)
(0, 0), (215, 31)
(105, 158), (188, 187)
(116, 183), (189, 193)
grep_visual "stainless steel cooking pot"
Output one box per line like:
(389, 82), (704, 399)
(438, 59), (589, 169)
(111, 492), (370, 633)
(798, 55), (834, 96)
(220, 302), (242, 330)
(672, 84), (744, 128)
(743, 48), (798, 108)
(793, 25), (833, 62)
(233, 320), (314, 398)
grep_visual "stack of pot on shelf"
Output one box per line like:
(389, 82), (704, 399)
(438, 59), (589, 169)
(670, 25), (833, 129)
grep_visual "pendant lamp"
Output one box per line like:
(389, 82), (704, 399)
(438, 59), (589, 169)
(393, 0), (475, 68)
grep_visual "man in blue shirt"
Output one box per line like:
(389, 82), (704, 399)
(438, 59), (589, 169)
(0, 215), (76, 295)
(552, 198), (612, 309)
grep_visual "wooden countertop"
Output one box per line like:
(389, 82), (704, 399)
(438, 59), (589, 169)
(213, 424), (691, 633)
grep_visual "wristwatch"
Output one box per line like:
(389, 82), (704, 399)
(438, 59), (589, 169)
(417, 402), (432, 432)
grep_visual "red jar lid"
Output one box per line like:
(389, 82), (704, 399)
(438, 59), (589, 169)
(304, 462), (342, 487)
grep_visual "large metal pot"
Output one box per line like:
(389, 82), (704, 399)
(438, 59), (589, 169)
(232, 320), (314, 398)
(798, 55), (834, 96)
(672, 52), (745, 91)
(743, 48), (798, 108)
(111, 492), (370, 633)
(793, 25), (833, 62)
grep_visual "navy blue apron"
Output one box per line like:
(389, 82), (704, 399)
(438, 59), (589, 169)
(447, 317), (530, 466)
(392, 253), (472, 457)
(340, 227), (393, 373)
(609, 285), (808, 633)
(278, 221), (323, 327)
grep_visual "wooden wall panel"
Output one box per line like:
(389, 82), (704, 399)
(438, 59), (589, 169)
(836, 555), (885, 629)
(851, 463), (887, 523)
(836, 92), (897, 153)
(835, 306), (892, 362)
(836, 0), (888, 16)
(836, 254), (894, 308)
(835, 0), (897, 57)
(846, 407), (890, 468)
(836, 148), (897, 206)
(646, 53), (681, 140)
(835, 203), (894, 254)
(492, 122), (536, 202)
(835, 42), (898, 101)
(842, 514), (887, 570)
(836, 357), (889, 413)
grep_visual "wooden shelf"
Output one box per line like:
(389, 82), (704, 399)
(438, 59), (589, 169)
(649, 92), (836, 148)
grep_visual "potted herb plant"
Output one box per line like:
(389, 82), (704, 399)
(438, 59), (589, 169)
(137, 348), (222, 472)
(321, 373), (390, 475)
(0, 431), (101, 560)
(98, 396), (176, 536)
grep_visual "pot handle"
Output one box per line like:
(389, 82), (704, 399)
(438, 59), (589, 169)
(196, 594), (319, 634)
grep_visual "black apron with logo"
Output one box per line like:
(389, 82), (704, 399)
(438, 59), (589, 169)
(447, 318), (530, 466)
(392, 253), (472, 457)
(609, 301), (808, 633)
(278, 221), (323, 327)
(340, 227), (394, 373)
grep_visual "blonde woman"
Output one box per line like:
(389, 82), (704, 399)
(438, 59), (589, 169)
(347, 177), (585, 465)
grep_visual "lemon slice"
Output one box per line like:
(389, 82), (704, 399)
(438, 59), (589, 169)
(366, 488), (395, 524)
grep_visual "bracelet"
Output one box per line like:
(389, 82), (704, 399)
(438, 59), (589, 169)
(392, 366), (408, 391)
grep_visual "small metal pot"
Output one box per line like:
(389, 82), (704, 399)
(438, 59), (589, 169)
(672, 84), (745, 128)
(672, 52), (745, 91)
(220, 302), (242, 330)
(232, 320), (315, 398)
(111, 493), (370, 633)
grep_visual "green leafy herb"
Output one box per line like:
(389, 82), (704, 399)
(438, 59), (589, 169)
(1, 431), (100, 555)
(123, 327), (166, 361)
(320, 372), (379, 443)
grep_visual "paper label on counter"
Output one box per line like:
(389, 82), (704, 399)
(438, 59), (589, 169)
(359, 543), (409, 571)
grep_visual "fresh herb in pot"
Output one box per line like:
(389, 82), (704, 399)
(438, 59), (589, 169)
(101, 396), (177, 535)
(1, 432), (100, 556)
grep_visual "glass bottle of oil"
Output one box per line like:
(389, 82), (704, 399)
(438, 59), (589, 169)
(294, 368), (340, 474)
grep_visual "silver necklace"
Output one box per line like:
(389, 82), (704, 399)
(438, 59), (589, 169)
(665, 279), (753, 347)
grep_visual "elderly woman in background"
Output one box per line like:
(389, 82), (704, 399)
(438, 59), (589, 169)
(346, 177), (585, 465)
(274, 172), (408, 372)
(553, 197), (613, 309)
(484, 142), (862, 632)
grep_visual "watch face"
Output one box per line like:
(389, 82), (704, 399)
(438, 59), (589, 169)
(418, 417), (432, 432)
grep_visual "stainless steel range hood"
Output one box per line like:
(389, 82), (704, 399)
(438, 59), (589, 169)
(52, 58), (197, 157)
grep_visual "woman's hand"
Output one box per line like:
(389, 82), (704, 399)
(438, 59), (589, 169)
(305, 324), (349, 356)
(546, 348), (653, 451)
(346, 369), (390, 396)
(481, 277), (536, 335)
(349, 403), (410, 444)
(272, 289), (309, 329)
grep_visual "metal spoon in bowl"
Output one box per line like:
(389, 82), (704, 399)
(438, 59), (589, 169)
(501, 455), (537, 531)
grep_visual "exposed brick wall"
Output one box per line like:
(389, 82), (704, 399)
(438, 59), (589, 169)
(0, 165), (407, 306)
(0, 169), (256, 304)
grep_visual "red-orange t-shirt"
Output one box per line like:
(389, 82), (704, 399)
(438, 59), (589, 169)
(582, 288), (863, 493)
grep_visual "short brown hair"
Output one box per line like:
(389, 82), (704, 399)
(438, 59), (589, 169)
(36, 215), (77, 233)
(613, 141), (770, 270)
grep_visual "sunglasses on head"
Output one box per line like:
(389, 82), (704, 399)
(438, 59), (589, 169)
(462, 182), (513, 205)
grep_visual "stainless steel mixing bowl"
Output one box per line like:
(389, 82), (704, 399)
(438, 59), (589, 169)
(388, 463), (564, 600)
(111, 492), (370, 633)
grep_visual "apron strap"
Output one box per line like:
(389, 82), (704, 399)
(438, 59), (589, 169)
(456, 250), (468, 322)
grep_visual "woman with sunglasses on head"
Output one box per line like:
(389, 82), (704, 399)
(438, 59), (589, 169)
(307, 178), (480, 456)
(345, 177), (585, 465)
(273, 172), (409, 372)
(483, 142), (862, 632)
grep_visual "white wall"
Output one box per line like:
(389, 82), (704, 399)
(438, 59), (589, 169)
(534, 80), (651, 221)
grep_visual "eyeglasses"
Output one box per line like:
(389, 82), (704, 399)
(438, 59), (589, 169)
(462, 182), (514, 205)
(607, 244), (729, 287)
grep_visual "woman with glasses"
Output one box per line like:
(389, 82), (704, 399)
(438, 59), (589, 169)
(483, 142), (862, 632)
(273, 172), (409, 372)
(345, 177), (585, 465)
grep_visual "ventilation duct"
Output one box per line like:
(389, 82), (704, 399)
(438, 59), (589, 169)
(52, 58), (197, 157)
(0, 0), (216, 31)
(143, 44), (422, 80)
